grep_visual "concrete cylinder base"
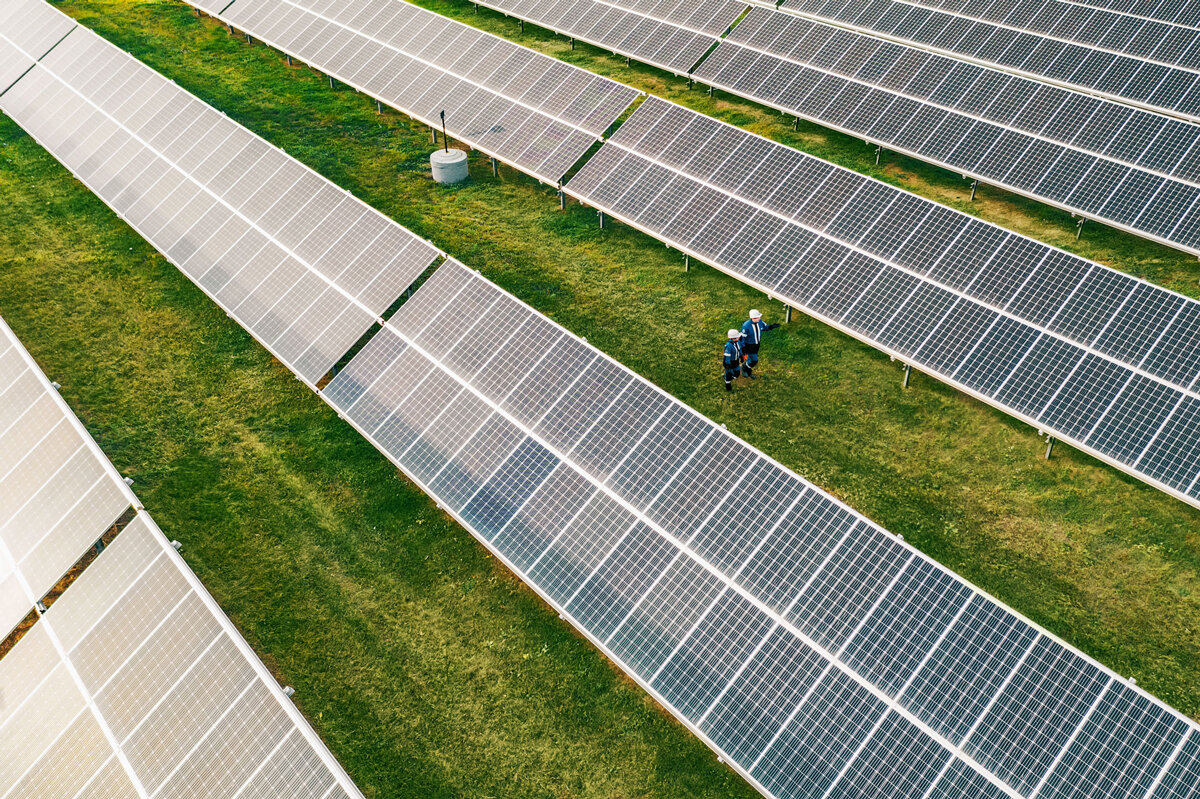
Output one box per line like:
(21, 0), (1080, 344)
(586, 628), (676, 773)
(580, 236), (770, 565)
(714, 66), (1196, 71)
(430, 148), (469, 184)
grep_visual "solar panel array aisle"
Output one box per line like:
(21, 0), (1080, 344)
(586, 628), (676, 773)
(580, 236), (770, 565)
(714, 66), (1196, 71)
(0, 11), (442, 386)
(566, 96), (1200, 509)
(322, 258), (1200, 799)
(194, 0), (640, 184)
(695, 6), (1200, 254)
(779, 0), (1200, 122)
(0, 317), (364, 798)
(465, 0), (746, 75)
(0, 315), (136, 639)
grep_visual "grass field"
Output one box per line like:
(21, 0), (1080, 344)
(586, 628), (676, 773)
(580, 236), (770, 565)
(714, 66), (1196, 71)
(0, 0), (1198, 794)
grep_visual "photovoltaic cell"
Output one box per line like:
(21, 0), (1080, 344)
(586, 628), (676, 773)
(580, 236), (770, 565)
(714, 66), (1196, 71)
(195, 0), (640, 183)
(322, 259), (1200, 799)
(0, 8), (441, 386)
(565, 95), (1200, 509)
(694, 7), (1200, 255)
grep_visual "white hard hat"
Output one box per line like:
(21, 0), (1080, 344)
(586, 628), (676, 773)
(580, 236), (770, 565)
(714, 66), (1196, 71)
(749, 309), (762, 319)
(728, 329), (741, 339)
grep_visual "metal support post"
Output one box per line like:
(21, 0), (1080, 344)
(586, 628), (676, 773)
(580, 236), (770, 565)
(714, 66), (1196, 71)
(227, 22), (233, 34)
(432, 127), (438, 145)
(1044, 436), (1055, 459)
(902, 364), (912, 388)
(559, 188), (566, 210)
(245, 32), (252, 44)
(1076, 218), (1085, 240)
(684, 254), (689, 272)
(626, 56), (631, 66)
(707, 85), (713, 98)
(286, 54), (292, 66)
(793, 116), (799, 130)
(875, 145), (882, 165)
(376, 99), (382, 114)
(491, 157), (498, 176)
(969, 179), (978, 201)
(784, 304), (792, 324)
(329, 75), (335, 89)
(519, 19), (524, 32)
(570, 37), (575, 49)
(599, 211), (605, 229)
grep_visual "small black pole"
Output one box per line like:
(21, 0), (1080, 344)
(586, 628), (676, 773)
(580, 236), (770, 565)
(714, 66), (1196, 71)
(969, 179), (978, 201)
(1076, 218), (1084, 240)
(440, 110), (448, 153)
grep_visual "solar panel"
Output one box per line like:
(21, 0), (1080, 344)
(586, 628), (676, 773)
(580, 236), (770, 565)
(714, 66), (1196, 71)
(192, 0), (641, 184)
(694, 7), (1200, 255)
(464, 0), (746, 75)
(0, 0), (75, 61)
(322, 258), (1200, 799)
(0, 11), (442, 386)
(0, 513), (364, 799)
(0, 316), (137, 639)
(903, 0), (1200, 70)
(565, 95), (1200, 509)
(778, 0), (1200, 122)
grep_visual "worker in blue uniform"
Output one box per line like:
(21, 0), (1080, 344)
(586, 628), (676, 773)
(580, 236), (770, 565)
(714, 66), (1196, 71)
(740, 309), (780, 379)
(723, 329), (743, 392)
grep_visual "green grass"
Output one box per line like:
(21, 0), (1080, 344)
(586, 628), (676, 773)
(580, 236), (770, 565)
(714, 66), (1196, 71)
(0, 0), (1197, 794)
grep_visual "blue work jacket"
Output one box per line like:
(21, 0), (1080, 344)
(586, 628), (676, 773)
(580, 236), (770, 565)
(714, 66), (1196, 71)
(723, 339), (743, 368)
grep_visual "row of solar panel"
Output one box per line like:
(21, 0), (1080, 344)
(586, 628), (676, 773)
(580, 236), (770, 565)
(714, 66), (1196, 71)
(779, 0), (1200, 121)
(469, 0), (745, 74)
(0, 313), (363, 797)
(206, 0), (639, 183)
(0, 515), (362, 799)
(907, 0), (1200, 68)
(564, 96), (1200, 505)
(696, 8), (1200, 251)
(322, 259), (1200, 799)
